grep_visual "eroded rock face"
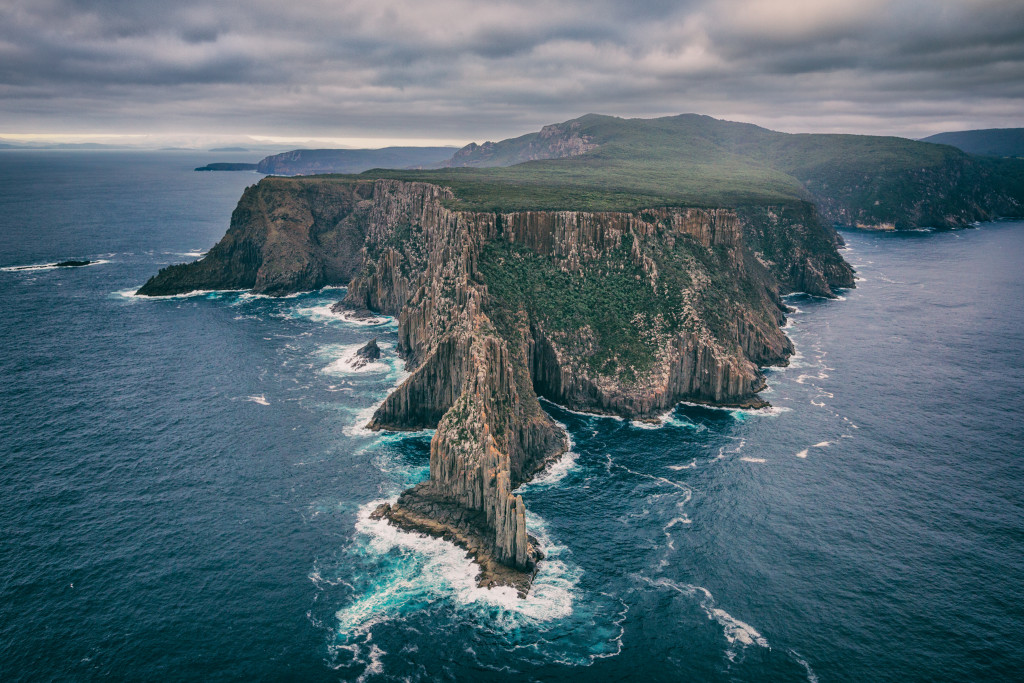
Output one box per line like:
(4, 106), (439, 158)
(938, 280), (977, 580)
(342, 180), (851, 592)
(135, 176), (855, 594)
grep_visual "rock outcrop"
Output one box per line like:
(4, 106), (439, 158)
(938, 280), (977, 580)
(350, 339), (381, 370)
(137, 176), (854, 594)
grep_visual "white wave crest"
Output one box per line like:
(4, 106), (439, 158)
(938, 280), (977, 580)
(636, 575), (768, 656)
(322, 343), (391, 375)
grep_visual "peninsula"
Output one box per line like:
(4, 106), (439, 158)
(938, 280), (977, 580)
(138, 114), (1024, 595)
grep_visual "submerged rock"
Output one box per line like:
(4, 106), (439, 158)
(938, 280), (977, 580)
(55, 260), (92, 267)
(330, 300), (378, 321)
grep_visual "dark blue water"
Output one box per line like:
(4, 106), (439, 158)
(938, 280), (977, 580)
(2, 152), (1022, 682)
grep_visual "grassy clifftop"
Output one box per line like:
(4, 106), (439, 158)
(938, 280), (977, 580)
(341, 114), (1024, 226)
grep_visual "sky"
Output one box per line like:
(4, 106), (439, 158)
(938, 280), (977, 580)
(1, 0), (1022, 147)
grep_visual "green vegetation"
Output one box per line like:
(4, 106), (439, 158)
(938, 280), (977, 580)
(328, 113), (1024, 224)
(478, 238), (669, 381)
(477, 230), (761, 383)
(920, 128), (1024, 158)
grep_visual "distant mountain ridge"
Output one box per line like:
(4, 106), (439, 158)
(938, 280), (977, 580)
(920, 128), (1024, 158)
(256, 147), (457, 175)
(352, 114), (1024, 229)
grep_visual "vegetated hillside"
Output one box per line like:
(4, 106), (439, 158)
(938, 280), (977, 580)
(256, 147), (458, 175)
(355, 114), (1024, 228)
(920, 129), (1024, 158)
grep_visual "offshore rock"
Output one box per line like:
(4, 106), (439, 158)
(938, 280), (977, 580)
(351, 338), (381, 369)
(330, 300), (377, 321)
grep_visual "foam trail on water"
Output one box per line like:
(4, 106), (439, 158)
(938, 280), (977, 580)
(635, 575), (768, 659)
(790, 650), (820, 683)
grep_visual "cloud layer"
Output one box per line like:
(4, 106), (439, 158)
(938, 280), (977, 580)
(2, 0), (1022, 141)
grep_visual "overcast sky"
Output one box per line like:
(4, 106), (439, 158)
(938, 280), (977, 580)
(1, 0), (1022, 145)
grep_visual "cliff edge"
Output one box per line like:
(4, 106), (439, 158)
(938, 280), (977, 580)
(138, 176), (852, 595)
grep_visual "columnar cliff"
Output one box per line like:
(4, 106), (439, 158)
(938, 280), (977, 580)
(137, 176), (853, 594)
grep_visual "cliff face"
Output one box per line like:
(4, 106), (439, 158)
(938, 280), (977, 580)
(137, 178), (375, 296)
(794, 154), (1024, 230)
(446, 120), (598, 168)
(340, 180), (850, 592)
(138, 176), (853, 594)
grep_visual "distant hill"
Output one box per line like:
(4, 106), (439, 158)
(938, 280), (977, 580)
(195, 163), (258, 172)
(354, 113), (1024, 228)
(919, 128), (1024, 157)
(256, 147), (458, 175)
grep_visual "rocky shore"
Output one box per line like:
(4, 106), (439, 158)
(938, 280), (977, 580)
(137, 176), (854, 595)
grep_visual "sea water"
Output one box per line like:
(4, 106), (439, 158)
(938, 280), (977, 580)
(1, 151), (1022, 681)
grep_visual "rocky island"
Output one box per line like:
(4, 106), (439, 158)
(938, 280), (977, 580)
(138, 114), (1024, 595)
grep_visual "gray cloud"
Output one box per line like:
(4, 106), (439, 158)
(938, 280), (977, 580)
(0, 0), (1022, 141)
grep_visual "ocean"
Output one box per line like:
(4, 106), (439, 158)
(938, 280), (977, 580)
(1, 151), (1022, 681)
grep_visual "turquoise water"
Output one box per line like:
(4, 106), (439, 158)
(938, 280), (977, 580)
(1, 151), (1022, 681)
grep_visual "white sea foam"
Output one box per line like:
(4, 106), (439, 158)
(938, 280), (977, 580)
(790, 650), (820, 683)
(667, 460), (697, 471)
(636, 576), (768, 655)
(245, 395), (270, 406)
(525, 420), (578, 489)
(343, 403), (383, 438)
(796, 441), (832, 458)
(321, 343), (391, 375)
(730, 405), (791, 418)
(538, 397), (625, 421)
(116, 287), (246, 300)
(294, 303), (392, 327)
(713, 438), (747, 461)
(346, 501), (577, 624)
(739, 457), (766, 463)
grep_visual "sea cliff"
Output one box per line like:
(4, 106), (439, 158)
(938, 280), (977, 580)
(138, 176), (852, 594)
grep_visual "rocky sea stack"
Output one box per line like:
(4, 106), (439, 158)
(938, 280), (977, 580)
(350, 338), (381, 370)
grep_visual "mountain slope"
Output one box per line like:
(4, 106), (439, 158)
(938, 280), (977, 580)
(256, 146), (458, 175)
(920, 129), (1024, 158)
(357, 114), (1024, 228)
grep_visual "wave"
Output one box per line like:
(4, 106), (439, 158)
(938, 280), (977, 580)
(320, 501), (626, 677)
(321, 343), (392, 376)
(538, 397), (625, 422)
(523, 419), (579, 489)
(667, 460), (697, 471)
(292, 303), (393, 327)
(115, 287), (246, 300)
(635, 575), (768, 659)
(796, 441), (831, 459)
(244, 395), (270, 406)
(739, 457), (766, 463)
